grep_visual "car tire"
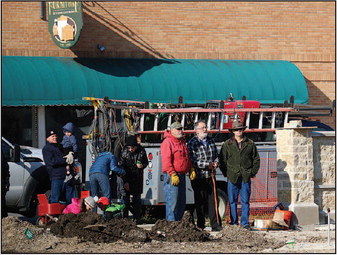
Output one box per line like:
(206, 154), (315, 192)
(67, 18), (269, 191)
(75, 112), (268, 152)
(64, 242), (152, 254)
(217, 188), (228, 219)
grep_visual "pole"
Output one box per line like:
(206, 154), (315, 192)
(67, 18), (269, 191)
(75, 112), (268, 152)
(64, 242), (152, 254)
(211, 169), (221, 225)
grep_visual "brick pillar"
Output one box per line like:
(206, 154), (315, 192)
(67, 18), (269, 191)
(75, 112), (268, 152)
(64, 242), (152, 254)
(276, 124), (319, 226)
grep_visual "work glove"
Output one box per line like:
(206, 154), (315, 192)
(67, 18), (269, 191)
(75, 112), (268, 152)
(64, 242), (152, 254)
(64, 174), (73, 183)
(189, 168), (196, 181)
(170, 172), (180, 186)
(64, 152), (74, 165)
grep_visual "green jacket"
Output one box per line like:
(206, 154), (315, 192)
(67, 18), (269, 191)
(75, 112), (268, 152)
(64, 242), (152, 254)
(219, 136), (260, 184)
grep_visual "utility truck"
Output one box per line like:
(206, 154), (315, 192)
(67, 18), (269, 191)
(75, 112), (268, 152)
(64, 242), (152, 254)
(82, 95), (334, 217)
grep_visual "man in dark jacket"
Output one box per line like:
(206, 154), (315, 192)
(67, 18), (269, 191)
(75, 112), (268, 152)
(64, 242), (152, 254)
(120, 135), (148, 223)
(219, 120), (260, 230)
(1, 151), (10, 218)
(42, 130), (75, 204)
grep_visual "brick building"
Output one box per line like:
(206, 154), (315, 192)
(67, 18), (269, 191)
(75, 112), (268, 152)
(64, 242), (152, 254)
(2, 2), (335, 149)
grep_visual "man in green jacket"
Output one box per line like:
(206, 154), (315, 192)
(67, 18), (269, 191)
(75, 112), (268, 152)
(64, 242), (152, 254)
(219, 120), (260, 230)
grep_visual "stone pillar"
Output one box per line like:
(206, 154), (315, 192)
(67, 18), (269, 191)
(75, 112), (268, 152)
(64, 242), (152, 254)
(276, 123), (319, 226)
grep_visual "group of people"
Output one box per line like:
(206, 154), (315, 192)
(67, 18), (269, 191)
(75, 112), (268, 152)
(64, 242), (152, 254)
(88, 134), (148, 223)
(161, 119), (260, 231)
(43, 118), (260, 230)
(43, 121), (148, 222)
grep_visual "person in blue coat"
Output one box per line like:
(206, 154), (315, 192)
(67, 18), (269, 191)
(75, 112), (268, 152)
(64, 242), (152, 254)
(42, 130), (75, 204)
(61, 122), (78, 158)
(89, 152), (125, 201)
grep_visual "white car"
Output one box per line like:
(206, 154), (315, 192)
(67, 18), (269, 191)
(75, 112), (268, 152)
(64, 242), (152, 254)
(2, 137), (50, 217)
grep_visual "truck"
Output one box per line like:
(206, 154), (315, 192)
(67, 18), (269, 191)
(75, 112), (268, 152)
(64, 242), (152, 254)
(82, 95), (320, 218)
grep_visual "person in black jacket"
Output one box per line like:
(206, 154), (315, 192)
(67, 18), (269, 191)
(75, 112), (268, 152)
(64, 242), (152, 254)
(1, 151), (10, 218)
(120, 135), (148, 223)
(42, 130), (75, 204)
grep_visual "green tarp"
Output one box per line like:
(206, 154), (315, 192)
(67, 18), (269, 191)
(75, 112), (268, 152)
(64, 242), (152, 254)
(2, 56), (308, 106)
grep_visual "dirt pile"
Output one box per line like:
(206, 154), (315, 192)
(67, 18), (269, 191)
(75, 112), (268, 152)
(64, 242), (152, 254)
(149, 211), (210, 242)
(1, 216), (61, 253)
(50, 211), (149, 243)
(49, 210), (209, 243)
(2, 214), (334, 253)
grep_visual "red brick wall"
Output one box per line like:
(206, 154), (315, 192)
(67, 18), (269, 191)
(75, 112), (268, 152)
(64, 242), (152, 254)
(2, 2), (335, 127)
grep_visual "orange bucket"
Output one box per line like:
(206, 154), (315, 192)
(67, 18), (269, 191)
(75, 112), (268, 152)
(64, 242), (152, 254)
(275, 209), (293, 227)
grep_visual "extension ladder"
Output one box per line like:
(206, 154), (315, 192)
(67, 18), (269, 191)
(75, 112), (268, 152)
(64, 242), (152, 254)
(133, 107), (295, 134)
(83, 97), (297, 135)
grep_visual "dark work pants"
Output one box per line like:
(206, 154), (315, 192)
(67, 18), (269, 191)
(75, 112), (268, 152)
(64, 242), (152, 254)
(191, 178), (221, 229)
(123, 192), (142, 220)
(1, 188), (8, 218)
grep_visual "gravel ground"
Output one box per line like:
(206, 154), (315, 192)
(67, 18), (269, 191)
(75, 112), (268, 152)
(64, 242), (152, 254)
(1, 215), (335, 254)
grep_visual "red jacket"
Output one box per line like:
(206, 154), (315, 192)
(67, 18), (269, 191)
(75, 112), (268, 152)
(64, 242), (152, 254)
(160, 131), (191, 175)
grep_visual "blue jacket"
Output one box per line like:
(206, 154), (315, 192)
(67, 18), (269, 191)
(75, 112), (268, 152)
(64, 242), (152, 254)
(61, 122), (78, 153)
(42, 142), (67, 180)
(89, 152), (125, 176)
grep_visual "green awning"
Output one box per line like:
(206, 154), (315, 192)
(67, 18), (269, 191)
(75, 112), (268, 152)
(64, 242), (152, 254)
(2, 56), (308, 106)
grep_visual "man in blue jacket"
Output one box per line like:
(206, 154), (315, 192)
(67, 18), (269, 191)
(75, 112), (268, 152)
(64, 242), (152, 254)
(42, 130), (75, 204)
(89, 152), (125, 201)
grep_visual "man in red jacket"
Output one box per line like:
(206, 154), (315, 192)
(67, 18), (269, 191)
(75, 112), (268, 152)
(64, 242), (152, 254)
(160, 122), (192, 221)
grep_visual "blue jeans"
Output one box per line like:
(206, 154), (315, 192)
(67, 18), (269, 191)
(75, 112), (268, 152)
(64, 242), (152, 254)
(50, 179), (75, 204)
(89, 172), (111, 200)
(163, 173), (186, 221)
(228, 179), (251, 226)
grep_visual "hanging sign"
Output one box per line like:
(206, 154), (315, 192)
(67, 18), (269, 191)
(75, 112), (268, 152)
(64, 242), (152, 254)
(47, 2), (83, 49)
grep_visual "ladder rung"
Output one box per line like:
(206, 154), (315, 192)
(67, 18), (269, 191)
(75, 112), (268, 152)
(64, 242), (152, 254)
(258, 112), (264, 129)
(219, 113), (224, 130)
(271, 112), (276, 129)
(181, 113), (185, 128)
(245, 112), (251, 129)
(167, 114), (172, 129)
(284, 112), (289, 127)
(140, 113), (145, 131)
(194, 113), (199, 123)
(153, 114), (159, 131)
(207, 113), (212, 129)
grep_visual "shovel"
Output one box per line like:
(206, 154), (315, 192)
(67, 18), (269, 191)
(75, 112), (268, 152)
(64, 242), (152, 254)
(83, 224), (107, 230)
(211, 169), (221, 225)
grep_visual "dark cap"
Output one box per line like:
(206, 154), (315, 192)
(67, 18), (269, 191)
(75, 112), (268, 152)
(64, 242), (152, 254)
(46, 129), (56, 139)
(125, 135), (138, 147)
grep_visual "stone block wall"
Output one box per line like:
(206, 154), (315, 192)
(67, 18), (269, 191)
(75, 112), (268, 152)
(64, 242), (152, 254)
(312, 132), (336, 223)
(276, 127), (335, 225)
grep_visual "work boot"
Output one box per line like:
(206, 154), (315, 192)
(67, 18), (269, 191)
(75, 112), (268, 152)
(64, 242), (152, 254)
(242, 225), (252, 231)
(211, 226), (223, 232)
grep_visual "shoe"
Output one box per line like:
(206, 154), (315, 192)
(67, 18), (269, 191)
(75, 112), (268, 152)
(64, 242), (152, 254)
(211, 226), (223, 232)
(230, 223), (239, 226)
(135, 219), (143, 225)
(242, 225), (252, 231)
